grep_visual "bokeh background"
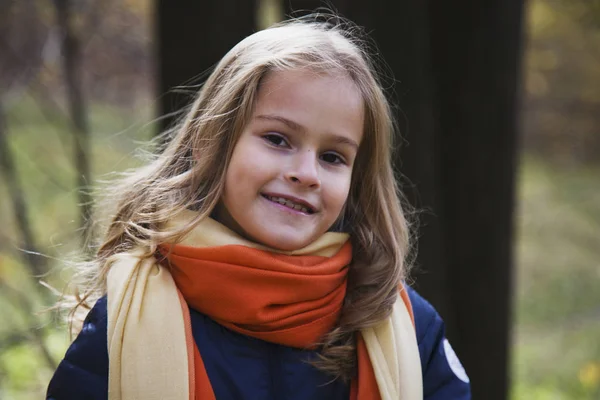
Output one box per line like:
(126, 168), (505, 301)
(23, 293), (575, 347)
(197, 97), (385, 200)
(0, 0), (599, 398)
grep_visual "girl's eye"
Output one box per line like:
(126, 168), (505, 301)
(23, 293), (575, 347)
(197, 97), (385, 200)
(321, 152), (346, 165)
(263, 133), (289, 147)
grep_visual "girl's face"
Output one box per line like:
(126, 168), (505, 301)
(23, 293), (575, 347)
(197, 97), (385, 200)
(216, 69), (364, 250)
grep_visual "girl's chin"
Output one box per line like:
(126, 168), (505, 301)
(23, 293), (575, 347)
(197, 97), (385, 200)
(257, 236), (312, 251)
(252, 229), (320, 251)
(221, 221), (316, 251)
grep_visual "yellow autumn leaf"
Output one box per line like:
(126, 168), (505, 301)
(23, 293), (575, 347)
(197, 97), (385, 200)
(579, 361), (600, 390)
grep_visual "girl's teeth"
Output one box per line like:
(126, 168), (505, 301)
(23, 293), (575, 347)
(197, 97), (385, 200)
(267, 196), (310, 213)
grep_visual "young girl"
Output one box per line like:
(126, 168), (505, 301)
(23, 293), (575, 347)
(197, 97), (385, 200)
(47, 17), (470, 400)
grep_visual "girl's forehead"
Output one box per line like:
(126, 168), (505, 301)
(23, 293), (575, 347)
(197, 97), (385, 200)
(251, 69), (364, 146)
(262, 67), (354, 85)
(257, 69), (362, 108)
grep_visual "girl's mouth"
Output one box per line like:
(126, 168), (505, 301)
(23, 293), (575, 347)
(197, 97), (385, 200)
(262, 194), (315, 214)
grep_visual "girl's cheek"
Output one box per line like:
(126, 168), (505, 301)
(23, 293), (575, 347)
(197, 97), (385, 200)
(327, 177), (352, 204)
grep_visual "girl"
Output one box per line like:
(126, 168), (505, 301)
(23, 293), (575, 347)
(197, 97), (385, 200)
(47, 17), (470, 400)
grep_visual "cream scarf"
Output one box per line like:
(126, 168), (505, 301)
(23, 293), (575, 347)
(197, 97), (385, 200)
(106, 211), (422, 399)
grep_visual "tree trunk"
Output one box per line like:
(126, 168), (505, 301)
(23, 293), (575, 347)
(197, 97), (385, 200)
(156, 0), (257, 131)
(53, 0), (93, 243)
(428, 1), (525, 397)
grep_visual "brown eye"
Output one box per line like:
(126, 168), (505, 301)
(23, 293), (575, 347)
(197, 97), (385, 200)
(321, 152), (345, 165)
(263, 133), (289, 147)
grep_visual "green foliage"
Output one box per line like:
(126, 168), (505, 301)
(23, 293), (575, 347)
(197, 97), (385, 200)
(0, 330), (69, 399)
(512, 157), (600, 399)
(0, 93), (153, 399)
(1, 342), (47, 396)
(0, 1), (155, 398)
(512, 2), (600, 394)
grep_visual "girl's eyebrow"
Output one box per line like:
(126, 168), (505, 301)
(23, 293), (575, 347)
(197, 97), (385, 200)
(256, 114), (304, 132)
(255, 114), (359, 150)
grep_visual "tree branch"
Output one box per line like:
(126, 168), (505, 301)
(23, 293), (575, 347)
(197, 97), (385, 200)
(0, 99), (47, 278)
(0, 279), (57, 370)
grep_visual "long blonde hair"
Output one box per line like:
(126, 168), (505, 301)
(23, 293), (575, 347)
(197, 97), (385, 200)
(69, 16), (413, 381)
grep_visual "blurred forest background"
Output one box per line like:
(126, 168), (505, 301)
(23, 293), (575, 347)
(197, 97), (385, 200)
(0, 0), (599, 399)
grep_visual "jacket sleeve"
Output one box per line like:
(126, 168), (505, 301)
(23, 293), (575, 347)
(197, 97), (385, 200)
(406, 286), (472, 400)
(46, 297), (109, 400)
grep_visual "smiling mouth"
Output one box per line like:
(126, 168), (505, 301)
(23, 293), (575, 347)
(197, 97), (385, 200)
(262, 194), (315, 214)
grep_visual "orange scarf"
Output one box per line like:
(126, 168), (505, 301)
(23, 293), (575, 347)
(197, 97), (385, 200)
(161, 241), (390, 400)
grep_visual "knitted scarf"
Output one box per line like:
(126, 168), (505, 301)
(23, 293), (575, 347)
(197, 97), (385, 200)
(106, 211), (422, 399)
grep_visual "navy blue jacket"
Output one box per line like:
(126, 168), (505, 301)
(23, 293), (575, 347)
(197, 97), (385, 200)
(47, 286), (470, 399)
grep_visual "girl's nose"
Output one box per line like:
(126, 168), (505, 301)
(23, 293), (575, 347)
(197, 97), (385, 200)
(284, 151), (321, 188)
